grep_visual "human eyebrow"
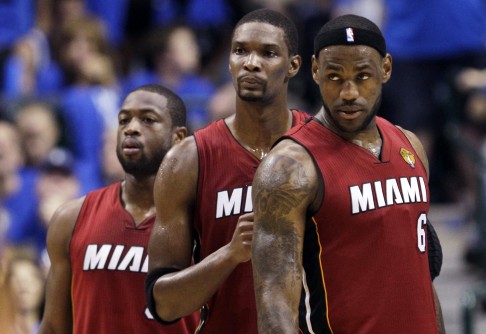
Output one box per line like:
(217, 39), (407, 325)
(354, 63), (373, 72)
(323, 63), (343, 72)
(261, 43), (280, 50)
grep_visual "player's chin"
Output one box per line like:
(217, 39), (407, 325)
(238, 91), (264, 102)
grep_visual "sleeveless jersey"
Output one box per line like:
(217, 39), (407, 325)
(193, 110), (309, 333)
(286, 117), (438, 334)
(70, 182), (198, 334)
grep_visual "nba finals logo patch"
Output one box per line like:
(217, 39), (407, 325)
(400, 148), (415, 168)
(346, 27), (354, 42)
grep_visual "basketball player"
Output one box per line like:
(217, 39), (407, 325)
(251, 14), (445, 333)
(39, 84), (199, 333)
(145, 9), (309, 334)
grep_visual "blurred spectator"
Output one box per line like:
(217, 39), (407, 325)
(124, 23), (216, 133)
(36, 147), (80, 272)
(150, 0), (235, 67)
(91, 0), (237, 78)
(36, 147), (80, 230)
(0, 0), (36, 89)
(1, 29), (63, 101)
(445, 67), (486, 268)
(53, 15), (119, 88)
(0, 0), (35, 51)
(13, 100), (62, 168)
(54, 14), (121, 193)
(1, 0), (88, 100)
(456, 68), (486, 94)
(0, 203), (10, 257)
(379, 0), (486, 202)
(85, 0), (131, 47)
(0, 262), (15, 334)
(4, 253), (45, 334)
(0, 121), (43, 255)
(207, 81), (236, 122)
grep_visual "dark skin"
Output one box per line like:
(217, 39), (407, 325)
(252, 44), (445, 333)
(38, 90), (186, 333)
(147, 21), (302, 322)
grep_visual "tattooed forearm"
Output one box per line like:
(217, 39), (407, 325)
(253, 154), (310, 279)
(252, 217), (302, 287)
(253, 152), (313, 333)
(253, 216), (302, 333)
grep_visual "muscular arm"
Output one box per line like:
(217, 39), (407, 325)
(147, 137), (253, 322)
(38, 197), (84, 334)
(252, 140), (318, 333)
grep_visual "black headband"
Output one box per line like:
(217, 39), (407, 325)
(314, 26), (386, 57)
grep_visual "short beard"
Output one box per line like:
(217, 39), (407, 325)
(237, 82), (268, 103)
(238, 93), (263, 103)
(116, 147), (167, 178)
(324, 94), (381, 133)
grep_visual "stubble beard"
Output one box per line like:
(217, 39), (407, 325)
(116, 146), (168, 178)
(323, 94), (382, 134)
(237, 82), (270, 104)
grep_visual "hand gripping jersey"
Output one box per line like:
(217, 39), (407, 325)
(285, 117), (438, 334)
(70, 182), (198, 334)
(193, 110), (309, 333)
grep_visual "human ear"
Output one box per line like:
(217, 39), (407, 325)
(311, 55), (319, 84)
(382, 54), (392, 83)
(288, 54), (302, 78)
(172, 126), (188, 144)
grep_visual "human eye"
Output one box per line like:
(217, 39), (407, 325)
(118, 116), (129, 125)
(264, 49), (277, 58)
(328, 73), (340, 81)
(143, 117), (156, 124)
(357, 72), (370, 80)
(233, 46), (245, 55)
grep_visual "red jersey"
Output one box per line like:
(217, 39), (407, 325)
(286, 117), (438, 334)
(70, 182), (199, 334)
(193, 110), (309, 333)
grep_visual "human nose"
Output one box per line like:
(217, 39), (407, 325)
(340, 80), (359, 101)
(244, 52), (260, 71)
(124, 118), (141, 135)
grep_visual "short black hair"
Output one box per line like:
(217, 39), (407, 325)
(314, 14), (386, 57)
(233, 8), (298, 56)
(131, 84), (186, 127)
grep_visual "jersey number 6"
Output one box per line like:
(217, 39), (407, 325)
(416, 213), (427, 253)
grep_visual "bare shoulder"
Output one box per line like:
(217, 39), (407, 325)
(396, 126), (429, 176)
(159, 136), (198, 180)
(154, 136), (198, 205)
(254, 138), (318, 206)
(259, 138), (315, 176)
(48, 197), (85, 236)
(46, 196), (86, 257)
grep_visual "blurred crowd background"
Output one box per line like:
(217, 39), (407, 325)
(0, 0), (486, 333)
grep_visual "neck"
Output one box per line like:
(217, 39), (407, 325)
(230, 102), (292, 159)
(315, 107), (382, 157)
(120, 176), (156, 225)
(122, 176), (155, 205)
